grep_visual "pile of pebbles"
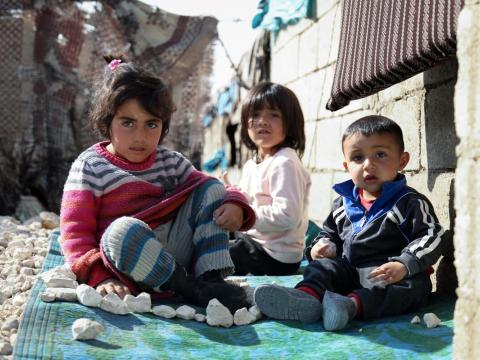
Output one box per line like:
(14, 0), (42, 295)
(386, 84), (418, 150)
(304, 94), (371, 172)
(0, 212), (59, 357)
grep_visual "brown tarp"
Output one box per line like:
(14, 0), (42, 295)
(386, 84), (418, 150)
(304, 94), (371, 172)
(327, 0), (464, 111)
(0, 1), (217, 214)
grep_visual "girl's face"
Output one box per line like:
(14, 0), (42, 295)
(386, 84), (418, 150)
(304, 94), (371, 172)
(247, 105), (286, 160)
(107, 98), (163, 163)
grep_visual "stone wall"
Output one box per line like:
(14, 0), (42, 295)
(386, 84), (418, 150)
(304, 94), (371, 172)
(452, 0), (480, 358)
(270, 0), (458, 234)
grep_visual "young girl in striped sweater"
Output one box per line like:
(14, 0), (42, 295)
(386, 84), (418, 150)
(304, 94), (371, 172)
(59, 56), (255, 312)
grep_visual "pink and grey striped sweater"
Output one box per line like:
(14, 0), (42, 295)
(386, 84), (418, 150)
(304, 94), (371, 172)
(60, 142), (255, 287)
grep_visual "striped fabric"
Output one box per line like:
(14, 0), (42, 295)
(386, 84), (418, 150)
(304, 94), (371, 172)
(60, 142), (254, 290)
(327, 0), (464, 111)
(101, 181), (234, 292)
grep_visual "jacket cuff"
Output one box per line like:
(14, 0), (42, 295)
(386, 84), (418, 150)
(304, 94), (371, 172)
(389, 252), (421, 277)
(71, 249), (113, 286)
(87, 262), (114, 288)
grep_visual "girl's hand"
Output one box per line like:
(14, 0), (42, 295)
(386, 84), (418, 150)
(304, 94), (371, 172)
(310, 238), (336, 260)
(96, 278), (131, 299)
(213, 203), (244, 231)
(367, 261), (407, 286)
(220, 171), (231, 186)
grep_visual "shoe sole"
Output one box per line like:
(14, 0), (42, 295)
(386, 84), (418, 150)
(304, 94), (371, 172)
(254, 285), (322, 323)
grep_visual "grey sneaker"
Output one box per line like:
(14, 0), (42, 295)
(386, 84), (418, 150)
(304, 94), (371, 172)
(254, 285), (322, 323)
(322, 290), (356, 331)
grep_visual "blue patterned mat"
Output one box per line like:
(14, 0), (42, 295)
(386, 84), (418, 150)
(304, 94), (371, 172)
(14, 230), (454, 359)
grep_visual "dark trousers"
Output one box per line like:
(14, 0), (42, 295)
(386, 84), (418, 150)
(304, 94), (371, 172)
(229, 233), (301, 276)
(297, 257), (432, 320)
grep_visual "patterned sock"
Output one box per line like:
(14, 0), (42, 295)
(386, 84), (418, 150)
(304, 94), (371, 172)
(254, 284), (323, 323)
(322, 290), (356, 331)
(101, 216), (175, 291)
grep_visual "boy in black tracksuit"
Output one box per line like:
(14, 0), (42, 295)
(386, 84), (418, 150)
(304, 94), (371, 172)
(254, 115), (446, 331)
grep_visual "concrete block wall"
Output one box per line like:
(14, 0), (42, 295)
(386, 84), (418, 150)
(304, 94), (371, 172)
(270, 0), (458, 237)
(452, 0), (480, 358)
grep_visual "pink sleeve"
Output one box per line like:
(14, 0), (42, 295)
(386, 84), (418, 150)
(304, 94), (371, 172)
(60, 189), (113, 284)
(224, 185), (256, 231)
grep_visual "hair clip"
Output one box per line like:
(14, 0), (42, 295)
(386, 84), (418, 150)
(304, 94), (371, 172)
(108, 59), (122, 71)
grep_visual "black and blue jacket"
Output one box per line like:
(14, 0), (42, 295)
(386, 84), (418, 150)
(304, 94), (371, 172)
(306, 174), (445, 277)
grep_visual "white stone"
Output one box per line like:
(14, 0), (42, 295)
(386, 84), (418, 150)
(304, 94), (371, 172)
(123, 292), (151, 313)
(423, 313), (441, 328)
(41, 265), (76, 281)
(10, 333), (17, 347)
(1, 317), (19, 332)
(20, 267), (34, 276)
(12, 248), (32, 261)
(0, 340), (12, 355)
(194, 313), (206, 322)
(44, 277), (78, 289)
(12, 293), (27, 307)
(76, 284), (102, 307)
(206, 298), (233, 328)
(152, 305), (176, 318)
(99, 293), (129, 315)
(39, 292), (56, 302)
(248, 305), (263, 320)
(72, 318), (104, 340)
(410, 315), (421, 324)
(47, 287), (78, 302)
(175, 305), (196, 320)
(234, 307), (256, 326)
(39, 212), (60, 230)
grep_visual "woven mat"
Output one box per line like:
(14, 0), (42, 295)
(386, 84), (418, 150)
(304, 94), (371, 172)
(14, 230), (454, 359)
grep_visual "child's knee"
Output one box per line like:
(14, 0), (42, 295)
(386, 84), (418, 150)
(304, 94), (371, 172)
(102, 217), (153, 260)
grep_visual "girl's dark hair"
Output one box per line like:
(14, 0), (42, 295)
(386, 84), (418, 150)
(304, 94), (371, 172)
(342, 115), (405, 153)
(240, 82), (306, 158)
(90, 55), (175, 143)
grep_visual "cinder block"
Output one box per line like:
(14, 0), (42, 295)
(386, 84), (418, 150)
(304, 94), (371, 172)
(308, 171), (338, 223)
(423, 82), (458, 170)
(312, 118), (344, 171)
(317, 5), (341, 69)
(272, 18), (314, 51)
(298, 24), (319, 76)
(404, 172), (455, 230)
(381, 96), (423, 171)
(315, 0), (340, 20)
(271, 37), (300, 83)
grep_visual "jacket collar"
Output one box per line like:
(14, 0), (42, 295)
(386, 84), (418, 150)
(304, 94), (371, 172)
(333, 174), (407, 211)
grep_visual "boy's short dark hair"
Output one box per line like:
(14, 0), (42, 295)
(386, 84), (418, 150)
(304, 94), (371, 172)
(342, 115), (405, 152)
(90, 55), (175, 144)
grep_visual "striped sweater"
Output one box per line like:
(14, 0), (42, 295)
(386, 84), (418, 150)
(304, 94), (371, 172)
(60, 142), (255, 287)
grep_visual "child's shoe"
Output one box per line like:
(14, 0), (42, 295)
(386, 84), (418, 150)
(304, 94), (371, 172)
(322, 290), (356, 331)
(253, 284), (322, 323)
(163, 265), (248, 313)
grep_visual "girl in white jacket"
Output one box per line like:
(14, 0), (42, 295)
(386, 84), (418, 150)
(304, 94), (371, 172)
(228, 82), (311, 275)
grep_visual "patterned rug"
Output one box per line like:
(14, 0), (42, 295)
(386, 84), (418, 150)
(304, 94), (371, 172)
(14, 230), (455, 359)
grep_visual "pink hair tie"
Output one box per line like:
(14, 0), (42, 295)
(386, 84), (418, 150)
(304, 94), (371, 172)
(108, 59), (122, 71)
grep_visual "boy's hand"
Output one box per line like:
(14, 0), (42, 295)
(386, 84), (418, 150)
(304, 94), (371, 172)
(367, 261), (407, 286)
(213, 203), (244, 231)
(310, 238), (337, 260)
(96, 278), (131, 299)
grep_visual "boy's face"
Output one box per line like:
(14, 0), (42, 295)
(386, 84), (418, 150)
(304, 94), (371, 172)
(342, 132), (409, 200)
(108, 98), (163, 163)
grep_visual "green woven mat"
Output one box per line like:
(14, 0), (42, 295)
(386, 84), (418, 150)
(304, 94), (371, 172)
(14, 230), (455, 360)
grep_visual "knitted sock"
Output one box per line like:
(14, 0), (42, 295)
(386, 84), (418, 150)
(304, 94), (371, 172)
(101, 216), (175, 290)
(322, 290), (356, 331)
(254, 284), (323, 323)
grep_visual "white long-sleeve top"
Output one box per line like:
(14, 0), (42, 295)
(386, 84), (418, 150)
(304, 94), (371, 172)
(239, 147), (311, 263)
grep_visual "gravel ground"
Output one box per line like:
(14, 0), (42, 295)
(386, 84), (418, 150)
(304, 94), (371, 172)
(0, 213), (58, 358)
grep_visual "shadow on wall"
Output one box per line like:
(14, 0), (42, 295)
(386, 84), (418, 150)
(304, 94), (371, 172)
(423, 58), (459, 190)
(423, 58), (459, 295)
